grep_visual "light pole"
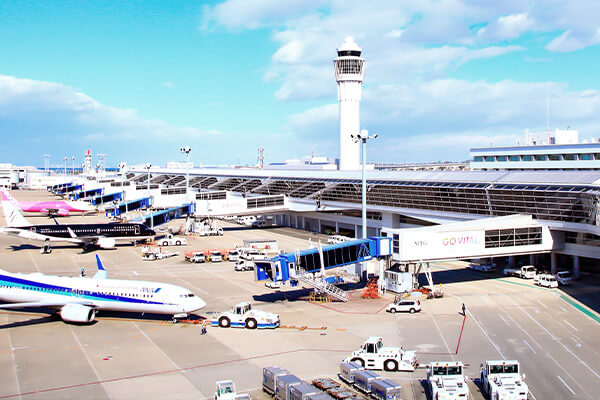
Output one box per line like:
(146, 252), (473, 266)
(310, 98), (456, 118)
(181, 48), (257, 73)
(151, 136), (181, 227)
(352, 130), (378, 239)
(145, 162), (152, 227)
(180, 146), (192, 204)
(63, 157), (67, 175)
(71, 156), (75, 175)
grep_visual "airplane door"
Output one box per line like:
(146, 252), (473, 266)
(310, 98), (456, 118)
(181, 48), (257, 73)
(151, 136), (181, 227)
(134, 225), (140, 235)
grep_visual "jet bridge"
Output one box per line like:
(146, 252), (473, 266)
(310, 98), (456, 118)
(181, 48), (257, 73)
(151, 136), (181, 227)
(104, 197), (153, 218)
(195, 194), (290, 217)
(133, 203), (195, 228)
(56, 184), (83, 196)
(89, 192), (124, 206)
(69, 188), (103, 200)
(255, 237), (391, 301)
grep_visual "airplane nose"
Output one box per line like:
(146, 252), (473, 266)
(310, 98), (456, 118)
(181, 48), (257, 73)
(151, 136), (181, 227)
(186, 297), (206, 313)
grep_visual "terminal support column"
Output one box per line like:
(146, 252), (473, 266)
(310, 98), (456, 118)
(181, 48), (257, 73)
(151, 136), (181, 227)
(551, 252), (558, 274)
(574, 255), (580, 279)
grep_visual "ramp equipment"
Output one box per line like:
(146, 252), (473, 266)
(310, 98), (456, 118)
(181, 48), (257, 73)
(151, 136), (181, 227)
(133, 203), (195, 228)
(255, 237), (391, 302)
(104, 197), (152, 217)
(89, 191), (124, 206)
(69, 188), (103, 200)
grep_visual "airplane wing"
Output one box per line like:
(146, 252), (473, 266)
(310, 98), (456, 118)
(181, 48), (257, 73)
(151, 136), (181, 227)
(0, 299), (95, 309)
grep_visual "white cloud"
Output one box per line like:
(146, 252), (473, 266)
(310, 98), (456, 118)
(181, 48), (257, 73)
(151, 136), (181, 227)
(0, 75), (220, 164)
(477, 13), (535, 41)
(546, 28), (600, 52)
(162, 81), (175, 88)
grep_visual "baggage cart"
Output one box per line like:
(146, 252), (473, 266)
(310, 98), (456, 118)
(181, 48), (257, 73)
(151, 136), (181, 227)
(263, 367), (289, 395)
(275, 375), (302, 400)
(289, 383), (319, 400)
(339, 362), (365, 384)
(370, 379), (401, 400)
(353, 370), (381, 394)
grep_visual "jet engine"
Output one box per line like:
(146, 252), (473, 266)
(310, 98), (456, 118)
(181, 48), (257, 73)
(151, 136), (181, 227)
(59, 304), (96, 323)
(97, 237), (116, 249)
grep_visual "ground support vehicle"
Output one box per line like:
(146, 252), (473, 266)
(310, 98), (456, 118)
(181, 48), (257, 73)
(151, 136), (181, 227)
(480, 360), (528, 400)
(184, 251), (206, 263)
(276, 375), (302, 400)
(239, 248), (267, 261)
(386, 298), (421, 314)
(208, 250), (223, 262)
(343, 336), (417, 372)
(370, 379), (401, 400)
(427, 361), (469, 399)
(468, 261), (496, 272)
(235, 259), (255, 271)
(227, 250), (240, 262)
(503, 265), (536, 279)
(338, 362), (364, 384)
(263, 367), (289, 395)
(265, 281), (283, 289)
(289, 383), (318, 400)
(158, 233), (187, 246)
(199, 227), (224, 237)
(327, 235), (353, 244)
(353, 370), (381, 394)
(534, 273), (558, 288)
(555, 270), (573, 285)
(212, 302), (280, 329)
(141, 246), (178, 261)
(214, 380), (251, 400)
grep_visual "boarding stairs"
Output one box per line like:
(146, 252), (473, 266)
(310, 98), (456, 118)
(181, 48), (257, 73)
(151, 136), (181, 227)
(296, 267), (349, 302)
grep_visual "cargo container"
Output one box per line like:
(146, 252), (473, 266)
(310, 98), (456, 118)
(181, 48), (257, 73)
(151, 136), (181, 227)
(353, 370), (381, 393)
(370, 379), (401, 400)
(263, 367), (290, 395)
(339, 362), (365, 384)
(289, 383), (319, 400)
(275, 375), (302, 400)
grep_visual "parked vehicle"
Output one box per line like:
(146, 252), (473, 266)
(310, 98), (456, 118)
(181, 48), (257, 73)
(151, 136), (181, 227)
(503, 265), (536, 279)
(555, 270), (573, 285)
(343, 336), (417, 372)
(240, 248), (267, 261)
(468, 260), (496, 272)
(214, 380), (251, 400)
(211, 301), (280, 329)
(235, 259), (255, 271)
(480, 360), (528, 400)
(208, 250), (223, 262)
(141, 246), (179, 261)
(199, 227), (224, 237)
(265, 281), (282, 289)
(328, 235), (353, 244)
(158, 233), (187, 247)
(427, 361), (469, 400)
(185, 251), (206, 263)
(226, 250), (240, 262)
(534, 273), (558, 288)
(385, 299), (421, 314)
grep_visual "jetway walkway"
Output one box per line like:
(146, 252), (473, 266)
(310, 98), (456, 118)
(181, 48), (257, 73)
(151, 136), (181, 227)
(56, 184), (83, 196)
(133, 203), (194, 228)
(89, 192), (124, 206)
(104, 197), (153, 218)
(255, 237), (391, 301)
(70, 188), (103, 200)
(195, 194), (290, 217)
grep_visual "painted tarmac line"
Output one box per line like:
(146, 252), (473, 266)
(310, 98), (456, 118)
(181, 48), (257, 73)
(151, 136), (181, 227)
(559, 295), (600, 325)
(556, 375), (576, 396)
(536, 299), (548, 309)
(523, 339), (536, 354)
(499, 315), (510, 326)
(563, 320), (578, 332)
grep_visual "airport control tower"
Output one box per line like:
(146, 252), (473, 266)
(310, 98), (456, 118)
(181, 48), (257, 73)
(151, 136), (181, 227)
(334, 36), (365, 170)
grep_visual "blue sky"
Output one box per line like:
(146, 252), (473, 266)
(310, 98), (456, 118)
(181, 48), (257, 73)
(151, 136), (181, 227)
(0, 0), (599, 167)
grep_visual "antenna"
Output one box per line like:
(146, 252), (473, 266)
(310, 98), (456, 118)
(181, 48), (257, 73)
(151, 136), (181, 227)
(257, 147), (264, 168)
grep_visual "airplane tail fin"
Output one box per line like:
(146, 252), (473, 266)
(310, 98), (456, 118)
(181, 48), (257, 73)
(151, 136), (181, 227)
(1, 201), (31, 227)
(93, 255), (107, 279)
(0, 188), (18, 206)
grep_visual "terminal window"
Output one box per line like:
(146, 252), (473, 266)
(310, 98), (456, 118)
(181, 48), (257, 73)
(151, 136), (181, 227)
(484, 227), (542, 248)
(579, 154), (594, 160)
(563, 154), (577, 160)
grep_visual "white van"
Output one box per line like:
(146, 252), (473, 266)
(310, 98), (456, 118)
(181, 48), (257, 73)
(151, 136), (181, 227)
(534, 273), (558, 288)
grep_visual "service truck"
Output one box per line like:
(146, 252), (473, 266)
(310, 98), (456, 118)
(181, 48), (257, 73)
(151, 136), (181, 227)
(503, 265), (536, 279)
(343, 336), (417, 372)
(214, 380), (250, 400)
(141, 246), (179, 261)
(468, 260), (496, 272)
(480, 360), (529, 400)
(185, 251), (206, 263)
(234, 259), (255, 271)
(534, 273), (558, 288)
(427, 361), (469, 399)
(157, 234), (187, 247)
(212, 301), (280, 329)
(555, 270), (573, 285)
(199, 227), (224, 237)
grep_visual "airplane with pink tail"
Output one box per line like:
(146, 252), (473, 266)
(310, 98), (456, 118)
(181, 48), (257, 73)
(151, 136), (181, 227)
(1, 188), (97, 216)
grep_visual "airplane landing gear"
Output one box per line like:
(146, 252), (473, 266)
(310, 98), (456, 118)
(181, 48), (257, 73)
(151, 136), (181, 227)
(41, 241), (52, 254)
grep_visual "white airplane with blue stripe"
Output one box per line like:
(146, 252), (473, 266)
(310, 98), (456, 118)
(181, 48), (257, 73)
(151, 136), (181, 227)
(0, 255), (206, 323)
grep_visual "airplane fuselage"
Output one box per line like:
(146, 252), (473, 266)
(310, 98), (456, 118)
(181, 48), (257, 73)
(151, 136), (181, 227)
(0, 270), (206, 315)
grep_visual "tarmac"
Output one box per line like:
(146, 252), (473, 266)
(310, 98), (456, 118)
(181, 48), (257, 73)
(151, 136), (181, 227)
(0, 190), (599, 399)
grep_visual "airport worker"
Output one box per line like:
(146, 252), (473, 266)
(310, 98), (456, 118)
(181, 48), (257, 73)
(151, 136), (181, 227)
(81, 267), (85, 277)
(462, 303), (466, 316)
